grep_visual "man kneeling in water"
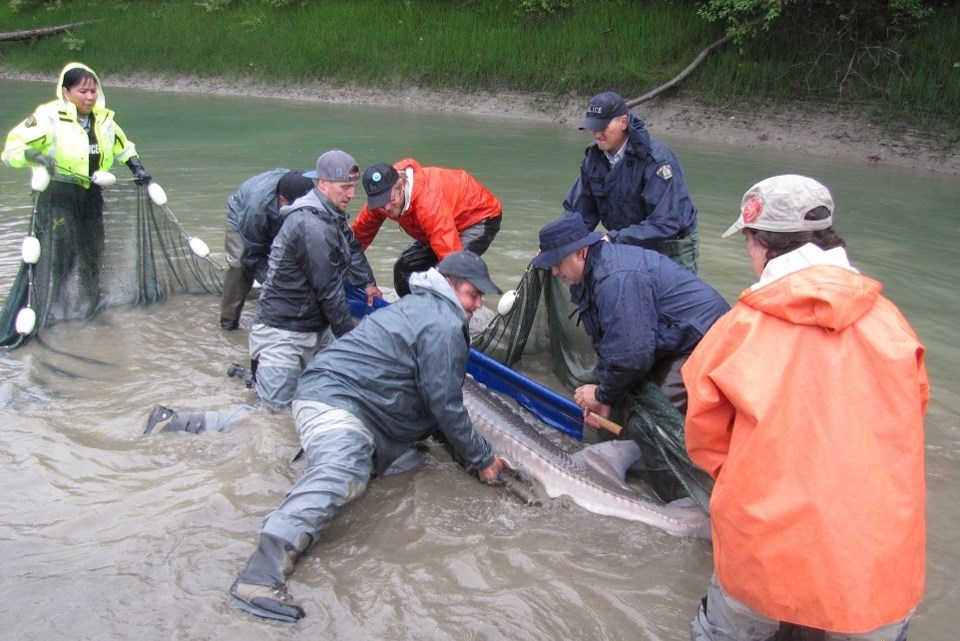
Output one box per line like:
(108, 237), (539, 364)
(227, 251), (506, 622)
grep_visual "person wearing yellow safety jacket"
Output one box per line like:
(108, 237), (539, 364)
(2, 61), (152, 317)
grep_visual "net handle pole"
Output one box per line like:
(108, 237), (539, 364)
(588, 412), (624, 437)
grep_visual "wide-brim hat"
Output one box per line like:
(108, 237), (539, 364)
(532, 214), (603, 269)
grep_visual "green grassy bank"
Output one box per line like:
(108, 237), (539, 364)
(1, 1), (957, 142)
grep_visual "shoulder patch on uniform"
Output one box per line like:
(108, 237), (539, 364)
(24, 116), (37, 127)
(656, 164), (673, 180)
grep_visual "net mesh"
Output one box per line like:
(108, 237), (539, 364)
(1, 181), (223, 350)
(473, 263), (713, 512)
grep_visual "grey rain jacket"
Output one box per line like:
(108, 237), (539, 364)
(255, 188), (375, 335)
(571, 241), (730, 405)
(564, 113), (698, 247)
(226, 168), (288, 283)
(295, 268), (495, 475)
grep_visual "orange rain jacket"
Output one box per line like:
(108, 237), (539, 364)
(682, 259), (928, 633)
(351, 158), (502, 260)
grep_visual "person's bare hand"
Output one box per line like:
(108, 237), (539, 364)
(478, 457), (507, 485)
(575, 385), (611, 430)
(365, 284), (382, 306)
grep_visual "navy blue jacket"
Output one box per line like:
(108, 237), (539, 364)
(564, 114), (697, 247)
(571, 242), (729, 405)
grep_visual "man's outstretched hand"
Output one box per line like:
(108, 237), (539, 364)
(478, 457), (507, 485)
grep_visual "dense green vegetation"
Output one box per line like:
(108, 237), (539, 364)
(1, 0), (957, 141)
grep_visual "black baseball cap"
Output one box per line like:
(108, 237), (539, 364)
(276, 171), (314, 202)
(578, 91), (629, 131)
(362, 163), (401, 210)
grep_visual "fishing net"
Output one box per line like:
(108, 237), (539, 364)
(0, 180), (223, 350)
(473, 263), (713, 513)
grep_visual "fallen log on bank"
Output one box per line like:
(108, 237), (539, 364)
(0, 22), (91, 43)
(627, 18), (762, 107)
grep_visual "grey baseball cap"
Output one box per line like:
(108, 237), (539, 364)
(437, 251), (502, 295)
(304, 149), (360, 181)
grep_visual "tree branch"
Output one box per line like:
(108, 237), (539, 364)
(0, 22), (92, 43)
(626, 17), (762, 107)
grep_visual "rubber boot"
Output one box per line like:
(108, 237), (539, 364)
(393, 265), (413, 297)
(220, 263), (254, 330)
(143, 405), (208, 435)
(229, 533), (307, 622)
(226, 362), (255, 388)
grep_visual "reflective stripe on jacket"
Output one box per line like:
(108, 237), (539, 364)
(351, 158), (502, 259)
(682, 256), (928, 633)
(2, 62), (136, 187)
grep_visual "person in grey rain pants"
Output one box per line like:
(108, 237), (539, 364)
(248, 149), (381, 410)
(229, 251), (507, 622)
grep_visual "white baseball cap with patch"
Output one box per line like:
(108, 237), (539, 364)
(722, 174), (835, 238)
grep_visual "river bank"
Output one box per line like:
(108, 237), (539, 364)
(3, 68), (959, 176)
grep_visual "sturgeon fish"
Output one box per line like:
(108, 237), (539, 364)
(462, 377), (711, 540)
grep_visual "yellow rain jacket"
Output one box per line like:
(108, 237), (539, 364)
(682, 246), (928, 633)
(2, 62), (138, 187)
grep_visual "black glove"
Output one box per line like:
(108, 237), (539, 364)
(125, 156), (152, 186)
(25, 148), (55, 173)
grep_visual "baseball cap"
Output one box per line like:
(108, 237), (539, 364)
(304, 149), (360, 181)
(437, 251), (502, 295)
(578, 91), (629, 131)
(276, 171), (314, 202)
(531, 214), (603, 269)
(722, 175), (835, 238)
(362, 163), (401, 210)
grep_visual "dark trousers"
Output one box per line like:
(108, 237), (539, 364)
(656, 228), (699, 275)
(651, 353), (689, 415)
(220, 227), (255, 324)
(41, 180), (104, 318)
(220, 265), (255, 323)
(393, 214), (502, 296)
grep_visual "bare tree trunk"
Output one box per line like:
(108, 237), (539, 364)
(0, 22), (90, 43)
(627, 19), (762, 108)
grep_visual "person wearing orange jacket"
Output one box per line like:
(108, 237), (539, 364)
(353, 158), (502, 296)
(682, 175), (928, 641)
